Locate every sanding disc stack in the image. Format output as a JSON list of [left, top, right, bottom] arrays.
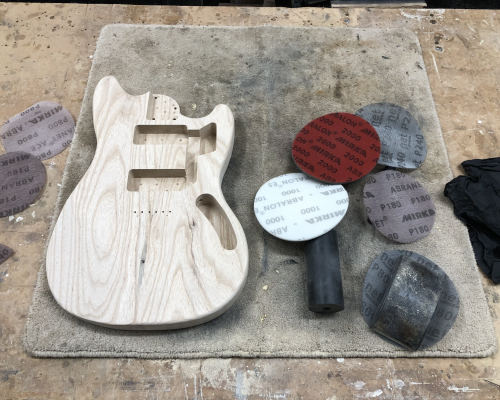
[[0, 100, 74, 272], [255, 103, 452, 348], [255, 113, 381, 314], [0, 100, 74, 219], [353, 103, 436, 244]]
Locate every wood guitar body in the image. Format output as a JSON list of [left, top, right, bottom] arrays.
[[46, 76, 249, 330]]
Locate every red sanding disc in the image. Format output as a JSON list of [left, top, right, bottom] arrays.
[[292, 113, 381, 184]]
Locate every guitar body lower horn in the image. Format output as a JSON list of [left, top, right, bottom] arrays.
[[46, 76, 249, 330]]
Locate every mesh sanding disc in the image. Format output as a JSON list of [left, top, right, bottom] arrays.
[[292, 113, 381, 184], [1, 101, 75, 161], [0, 152, 46, 218], [362, 250, 460, 350], [254, 173, 349, 241], [363, 170, 436, 243], [355, 103, 427, 169], [0, 244, 13, 266]]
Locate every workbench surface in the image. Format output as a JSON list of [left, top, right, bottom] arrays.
[[0, 3, 499, 399]]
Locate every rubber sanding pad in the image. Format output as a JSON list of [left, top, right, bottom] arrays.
[[292, 113, 381, 184], [355, 103, 427, 169], [363, 170, 436, 243], [0, 152, 46, 218], [1, 101, 74, 161], [362, 250, 460, 350], [0, 244, 14, 266], [254, 172, 349, 241]]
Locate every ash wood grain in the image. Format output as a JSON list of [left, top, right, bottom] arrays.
[[46, 76, 248, 329]]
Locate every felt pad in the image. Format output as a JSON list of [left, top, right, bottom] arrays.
[[254, 173, 348, 241], [362, 250, 460, 350], [0, 244, 13, 266], [0, 101, 74, 161], [0, 152, 46, 218], [355, 103, 427, 169], [23, 25, 496, 359], [292, 113, 381, 184], [363, 170, 436, 243]]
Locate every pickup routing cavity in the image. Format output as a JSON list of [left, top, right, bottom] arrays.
[[128, 124, 217, 191], [134, 125, 188, 145], [127, 169, 186, 192], [133, 123, 216, 155]]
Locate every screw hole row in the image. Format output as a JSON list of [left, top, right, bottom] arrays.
[[133, 211, 172, 214]]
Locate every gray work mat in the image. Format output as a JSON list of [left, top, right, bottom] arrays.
[[24, 25, 496, 358]]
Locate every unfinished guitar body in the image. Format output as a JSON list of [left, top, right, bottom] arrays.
[[46, 76, 249, 330]]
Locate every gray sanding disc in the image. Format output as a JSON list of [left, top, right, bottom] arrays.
[[0, 244, 13, 266], [254, 173, 349, 241], [1, 101, 74, 160], [0, 152, 46, 218], [355, 103, 427, 169], [362, 250, 460, 350], [363, 170, 436, 243]]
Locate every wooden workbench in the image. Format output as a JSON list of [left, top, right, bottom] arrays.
[[0, 4, 499, 398]]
